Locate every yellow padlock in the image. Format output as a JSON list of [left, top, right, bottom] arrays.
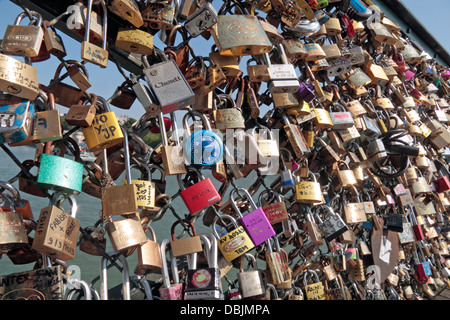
[[82, 96, 124, 152]]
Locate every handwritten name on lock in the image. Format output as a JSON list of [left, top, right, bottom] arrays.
[[263, 203, 287, 223], [92, 114, 118, 140], [0, 54, 38, 92], [132, 180, 154, 206]]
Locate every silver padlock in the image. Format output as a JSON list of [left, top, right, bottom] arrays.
[[142, 51, 195, 114], [265, 44, 300, 94], [237, 253, 266, 298], [317, 205, 349, 242], [184, 1, 218, 38], [347, 45, 365, 65], [327, 56, 352, 77], [367, 139, 387, 162], [329, 102, 355, 129]]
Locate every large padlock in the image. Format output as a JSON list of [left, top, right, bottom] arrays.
[[0, 94, 35, 145], [264, 44, 300, 94], [142, 53, 195, 114], [212, 214, 255, 262], [211, 5, 272, 56], [80, 0, 108, 68], [37, 141, 83, 195], [177, 166, 221, 216], [230, 187, 275, 247], [82, 96, 124, 152], [2, 11, 44, 57], [32, 193, 80, 260], [184, 233, 221, 300]]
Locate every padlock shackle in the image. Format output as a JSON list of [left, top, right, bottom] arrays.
[[212, 214, 239, 239], [170, 219, 198, 241], [121, 127, 133, 185], [230, 187, 258, 217], [100, 251, 130, 300], [50, 192, 77, 218]]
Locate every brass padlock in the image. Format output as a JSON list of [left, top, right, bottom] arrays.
[[115, 27, 153, 55], [108, 0, 144, 28], [81, 0, 108, 68], [2, 11, 44, 57], [141, 0, 175, 30]]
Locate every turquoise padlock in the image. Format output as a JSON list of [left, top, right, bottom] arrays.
[[37, 142, 83, 194]]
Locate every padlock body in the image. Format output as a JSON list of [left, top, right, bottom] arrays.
[[184, 267, 221, 300], [240, 207, 276, 246], [180, 178, 221, 216], [37, 154, 83, 194], [82, 111, 124, 152], [0, 95, 35, 144]]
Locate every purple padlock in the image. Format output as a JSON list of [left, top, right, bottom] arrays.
[[298, 81, 316, 103], [231, 188, 275, 247]]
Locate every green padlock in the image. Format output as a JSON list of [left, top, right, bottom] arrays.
[[37, 140, 83, 194]]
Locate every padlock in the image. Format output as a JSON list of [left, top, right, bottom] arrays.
[[0, 94, 36, 145], [108, 0, 144, 28], [67, 61, 92, 92], [183, 110, 223, 166], [295, 170, 323, 204], [0, 195, 28, 254], [142, 53, 195, 114], [212, 214, 255, 262], [265, 237, 290, 285], [81, 0, 108, 68], [237, 253, 266, 298], [313, 102, 334, 129], [159, 112, 187, 176], [134, 223, 163, 275], [211, 6, 272, 56], [213, 93, 245, 130], [258, 189, 289, 225], [115, 27, 154, 55], [102, 128, 138, 217], [32, 193, 79, 260], [184, 1, 218, 38], [334, 161, 358, 188], [65, 93, 97, 128], [82, 96, 124, 152], [209, 48, 240, 78], [157, 238, 184, 300], [48, 61, 86, 108], [230, 187, 275, 247], [303, 269, 326, 300], [105, 213, 148, 253], [366, 138, 387, 162], [329, 103, 355, 129], [2, 11, 44, 57], [37, 140, 83, 195], [282, 38, 308, 60], [123, 163, 157, 210], [43, 20, 66, 58], [305, 207, 323, 246], [184, 233, 221, 300], [318, 205, 349, 242], [178, 166, 221, 216], [250, 125, 279, 158], [264, 44, 300, 94], [279, 148, 295, 189], [409, 205, 425, 241], [141, 0, 175, 30]]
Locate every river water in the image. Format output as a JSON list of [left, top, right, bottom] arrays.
[[0, 144, 270, 297]]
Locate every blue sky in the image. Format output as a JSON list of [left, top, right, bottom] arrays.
[[0, 0, 448, 120]]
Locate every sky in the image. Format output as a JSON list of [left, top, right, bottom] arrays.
[[0, 0, 448, 121]]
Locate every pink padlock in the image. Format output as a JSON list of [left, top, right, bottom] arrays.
[[405, 70, 415, 81], [442, 69, 450, 78]]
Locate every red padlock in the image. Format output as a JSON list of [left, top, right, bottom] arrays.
[[178, 167, 221, 216], [149, 117, 173, 134], [434, 161, 450, 193], [409, 205, 425, 241]]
